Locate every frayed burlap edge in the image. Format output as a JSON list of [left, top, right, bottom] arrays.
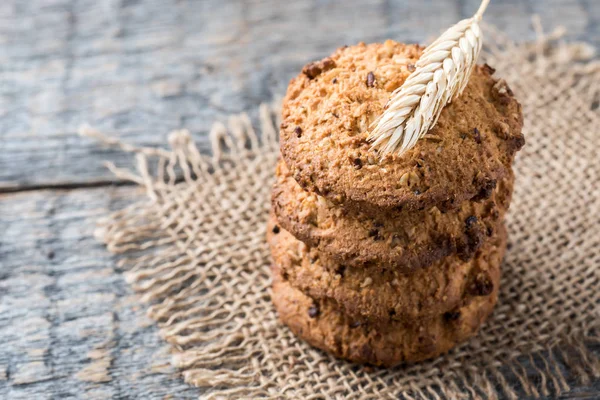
[[82, 20, 600, 400]]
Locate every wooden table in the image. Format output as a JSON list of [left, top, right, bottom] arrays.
[[1, 1, 598, 398]]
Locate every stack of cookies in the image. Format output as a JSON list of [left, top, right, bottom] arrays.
[[268, 41, 524, 367]]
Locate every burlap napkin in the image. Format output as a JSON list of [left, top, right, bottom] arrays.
[[84, 22, 600, 399]]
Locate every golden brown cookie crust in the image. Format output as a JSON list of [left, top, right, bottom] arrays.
[[271, 262, 499, 367], [280, 41, 524, 213], [272, 160, 513, 270], [268, 218, 506, 324]]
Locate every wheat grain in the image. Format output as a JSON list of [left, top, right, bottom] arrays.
[[368, 0, 491, 157]]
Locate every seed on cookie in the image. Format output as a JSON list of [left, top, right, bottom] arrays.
[[366, 71, 375, 87], [399, 172, 410, 186], [360, 277, 373, 288], [473, 128, 482, 144], [423, 133, 442, 142], [465, 216, 478, 228], [352, 158, 363, 170], [302, 57, 336, 79], [494, 121, 510, 139]]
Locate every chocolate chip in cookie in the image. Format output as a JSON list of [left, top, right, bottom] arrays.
[[470, 271, 494, 296]]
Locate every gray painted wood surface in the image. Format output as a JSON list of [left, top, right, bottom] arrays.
[[0, 0, 598, 398]]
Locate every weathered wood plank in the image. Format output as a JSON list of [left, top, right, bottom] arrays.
[[0, 187, 200, 398], [1, 0, 598, 190]]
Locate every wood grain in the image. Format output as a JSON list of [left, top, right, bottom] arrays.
[[1, 0, 599, 398], [0, 187, 199, 398], [1, 0, 598, 190]]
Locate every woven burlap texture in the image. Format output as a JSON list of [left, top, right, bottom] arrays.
[[84, 22, 600, 399]]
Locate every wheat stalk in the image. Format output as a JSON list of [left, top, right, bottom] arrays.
[[368, 0, 491, 157]]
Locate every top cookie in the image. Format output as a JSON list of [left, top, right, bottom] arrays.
[[280, 41, 524, 212]]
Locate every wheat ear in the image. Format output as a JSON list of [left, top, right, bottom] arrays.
[[368, 0, 491, 157]]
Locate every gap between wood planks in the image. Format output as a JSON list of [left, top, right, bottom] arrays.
[[0, 179, 137, 195]]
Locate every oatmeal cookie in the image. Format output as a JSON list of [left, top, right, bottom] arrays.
[[268, 217, 506, 324], [280, 41, 524, 213], [272, 160, 513, 270], [271, 262, 499, 366]]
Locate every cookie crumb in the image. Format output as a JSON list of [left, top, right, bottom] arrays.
[[407, 63, 416, 72]]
